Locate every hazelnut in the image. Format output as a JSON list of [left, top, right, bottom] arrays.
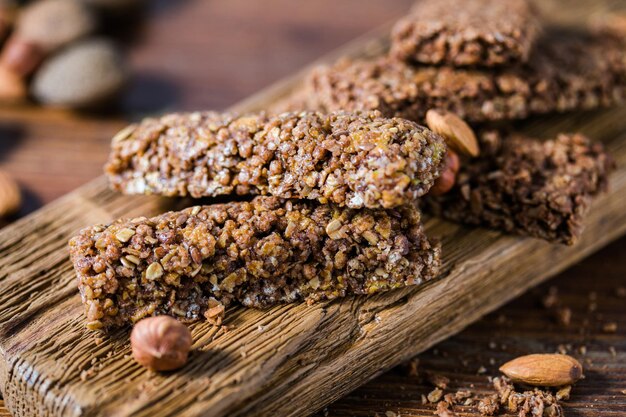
[[1, 36, 45, 76], [130, 316, 192, 371], [430, 150, 460, 196]]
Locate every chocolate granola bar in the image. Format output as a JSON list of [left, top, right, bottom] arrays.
[[69, 197, 441, 329], [299, 28, 626, 123], [106, 111, 446, 209], [424, 132, 614, 244], [391, 0, 540, 67]]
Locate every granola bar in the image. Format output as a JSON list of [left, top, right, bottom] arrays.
[[105, 111, 446, 209], [391, 0, 540, 67], [299, 28, 626, 123], [423, 132, 614, 244], [69, 197, 441, 329]]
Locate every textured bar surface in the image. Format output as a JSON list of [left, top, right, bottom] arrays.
[[105, 111, 446, 209], [424, 132, 614, 244], [391, 0, 540, 67], [298, 29, 626, 123], [69, 196, 441, 329]]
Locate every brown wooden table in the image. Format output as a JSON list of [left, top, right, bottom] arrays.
[[0, 0, 624, 415]]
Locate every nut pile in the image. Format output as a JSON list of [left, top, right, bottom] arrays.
[[0, 0, 139, 108]]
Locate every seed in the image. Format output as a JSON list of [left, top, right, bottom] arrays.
[[325, 219, 343, 239], [426, 109, 480, 157], [499, 354, 583, 387], [115, 228, 135, 242], [145, 262, 164, 281], [112, 124, 136, 143]]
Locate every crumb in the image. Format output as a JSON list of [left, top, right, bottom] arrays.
[[578, 345, 587, 355], [427, 373, 450, 389], [428, 388, 444, 403], [556, 307, 572, 326], [477, 366, 487, 374], [406, 358, 419, 377], [455, 389, 472, 401], [542, 286, 560, 308], [421, 394, 428, 405], [609, 346, 617, 357], [556, 385, 572, 400], [436, 401, 456, 417], [385, 411, 398, 417], [477, 395, 499, 416], [603, 322, 618, 333]]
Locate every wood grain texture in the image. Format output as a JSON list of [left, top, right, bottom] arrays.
[[1, 78, 626, 417], [324, 236, 626, 417]]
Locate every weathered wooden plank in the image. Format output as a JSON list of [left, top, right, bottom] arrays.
[[2, 11, 626, 417]]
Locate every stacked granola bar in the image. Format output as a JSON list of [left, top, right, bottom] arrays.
[[70, 0, 620, 329], [275, 0, 618, 244], [71, 111, 446, 328]]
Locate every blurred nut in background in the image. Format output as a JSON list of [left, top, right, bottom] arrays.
[[0, 63, 26, 102], [15, 0, 96, 53], [1, 37, 45, 76], [32, 38, 128, 108], [0, 170, 22, 218]]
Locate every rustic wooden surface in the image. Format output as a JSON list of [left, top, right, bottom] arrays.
[[0, 112, 625, 417], [0, 0, 625, 416], [322, 236, 626, 417]]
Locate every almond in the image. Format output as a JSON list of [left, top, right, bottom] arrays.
[[425, 109, 480, 157], [0, 170, 22, 217], [499, 354, 583, 387]]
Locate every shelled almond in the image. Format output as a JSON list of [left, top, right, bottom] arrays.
[[499, 354, 583, 387], [426, 109, 480, 157]]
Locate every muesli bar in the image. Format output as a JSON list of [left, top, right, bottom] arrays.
[[391, 0, 540, 67], [105, 111, 446, 209], [69, 197, 441, 329], [301, 29, 626, 123], [424, 132, 614, 245]]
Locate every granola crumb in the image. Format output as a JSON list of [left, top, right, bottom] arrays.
[[477, 395, 499, 415], [556, 385, 572, 400], [556, 307, 572, 326], [406, 358, 420, 377], [435, 400, 456, 417], [428, 388, 444, 403], [602, 322, 618, 333], [427, 373, 450, 389]]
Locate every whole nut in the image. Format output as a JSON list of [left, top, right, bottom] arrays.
[[31, 38, 128, 109], [16, 0, 96, 53], [0, 64, 27, 103], [430, 150, 460, 196], [1, 36, 45, 76], [499, 354, 583, 387], [130, 316, 192, 371], [0, 170, 22, 218], [426, 109, 480, 157]]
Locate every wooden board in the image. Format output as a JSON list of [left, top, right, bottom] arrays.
[[2, 18, 626, 417]]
